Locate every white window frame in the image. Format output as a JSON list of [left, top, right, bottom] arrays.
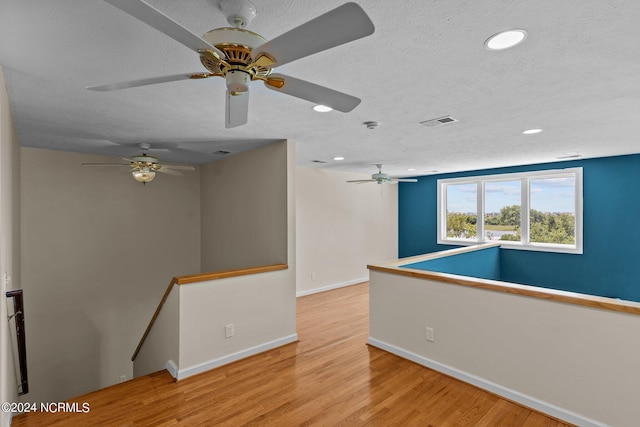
[[437, 168, 583, 254]]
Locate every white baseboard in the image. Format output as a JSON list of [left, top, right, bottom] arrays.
[[176, 334, 298, 381], [296, 277, 368, 297], [367, 338, 607, 427], [165, 360, 178, 379]]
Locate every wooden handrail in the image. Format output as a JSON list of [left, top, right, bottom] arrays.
[[132, 263, 288, 361], [176, 264, 288, 285], [368, 263, 640, 316], [6, 289, 29, 395]]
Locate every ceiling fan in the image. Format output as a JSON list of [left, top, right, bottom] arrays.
[[347, 164, 418, 185], [87, 0, 375, 128], [82, 143, 195, 184]]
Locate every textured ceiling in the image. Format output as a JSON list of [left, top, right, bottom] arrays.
[[1, 0, 640, 177]]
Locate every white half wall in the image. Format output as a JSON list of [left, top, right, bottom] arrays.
[[178, 268, 297, 379], [295, 167, 397, 295], [369, 269, 640, 426], [20, 148, 201, 403]]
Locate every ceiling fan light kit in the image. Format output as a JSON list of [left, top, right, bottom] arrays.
[[92, 0, 375, 128], [82, 143, 195, 185], [132, 168, 156, 184]]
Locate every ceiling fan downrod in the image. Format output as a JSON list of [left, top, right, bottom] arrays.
[[220, 0, 257, 28]]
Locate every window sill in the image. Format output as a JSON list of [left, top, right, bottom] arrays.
[[437, 239, 582, 255]]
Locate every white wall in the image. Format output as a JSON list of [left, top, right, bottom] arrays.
[[134, 140, 297, 380], [181, 140, 296, 378], [295, 167, 397, 296], [200, 141, 288, 272], [369, 269, 640, 426], [20, 148, 201, 403], [0, 66, 20, 427]]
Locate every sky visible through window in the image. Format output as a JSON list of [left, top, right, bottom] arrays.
[[447, 177, 575, 214]]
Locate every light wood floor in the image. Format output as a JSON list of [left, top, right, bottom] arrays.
[[13, 282, 572, 426]]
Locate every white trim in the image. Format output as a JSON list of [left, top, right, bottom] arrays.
[[176, 334, 298, 381], [296, 277, 368, 297], [5, 411, 12, 427], [477, 181, 484, 241], [164, 360, 178, 379], [521, 178, 530, 244], [367, 338, 608, 427]]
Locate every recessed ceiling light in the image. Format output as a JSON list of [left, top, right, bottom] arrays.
[[522, 128, 543, 135], [485, 29, 527, 51], [333, 156, 344, 161], [313, 105, 333, 113]]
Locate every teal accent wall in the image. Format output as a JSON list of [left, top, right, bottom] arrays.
[[398, 154, 640, 302], [402, 246, 500, 281]]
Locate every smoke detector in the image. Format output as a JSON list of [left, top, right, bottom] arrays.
[[363, 121, 379, 130]]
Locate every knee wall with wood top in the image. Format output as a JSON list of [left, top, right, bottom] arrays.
[[133, 264, 297, 381], [368, 244, 640, 427]]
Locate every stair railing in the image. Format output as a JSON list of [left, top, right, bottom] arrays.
[[6, 289, 28, 395]]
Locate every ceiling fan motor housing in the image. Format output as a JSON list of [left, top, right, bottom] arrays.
[[372, 172, 389, 182], [200, 28, 272, 86]]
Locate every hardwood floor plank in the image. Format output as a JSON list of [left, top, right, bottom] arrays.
[[12, 282, 574, 426]]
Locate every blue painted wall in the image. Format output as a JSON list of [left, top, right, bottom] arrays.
[[402, 246, 501, 281], [398, 154, 640, 302]]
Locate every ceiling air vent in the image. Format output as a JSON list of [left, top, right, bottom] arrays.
[[311, 160, 327, 163], [420, 116, 458, 127], [213, 150, 232, 155]]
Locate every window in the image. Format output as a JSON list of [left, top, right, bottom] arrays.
[[445, 183, 477, 241], [437, 168, 582, 253]]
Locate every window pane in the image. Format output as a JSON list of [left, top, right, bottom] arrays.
[[484, 181, 521, 242], [530, 176, 576, 245], [446, 183, 477, 240]]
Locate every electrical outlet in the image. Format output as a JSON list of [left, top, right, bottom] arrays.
[[119, 375, 127, 383], [425, 327, 435, 342], [225, 323, 234, 338], [311, 272, 316, 280]]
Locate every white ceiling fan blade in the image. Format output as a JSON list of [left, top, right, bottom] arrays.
[[103, 0, 225, 57], [397, 179, 418, 182], [264, 74, 360, 113], [225, 90, 249, 129], [81, 162, 130, 167], [162, 165, 195, 171], [251, 2, 374, 68], [347, 179, 376, 183], [87, 73, 201, 91], [156, 167, 182, 176]]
